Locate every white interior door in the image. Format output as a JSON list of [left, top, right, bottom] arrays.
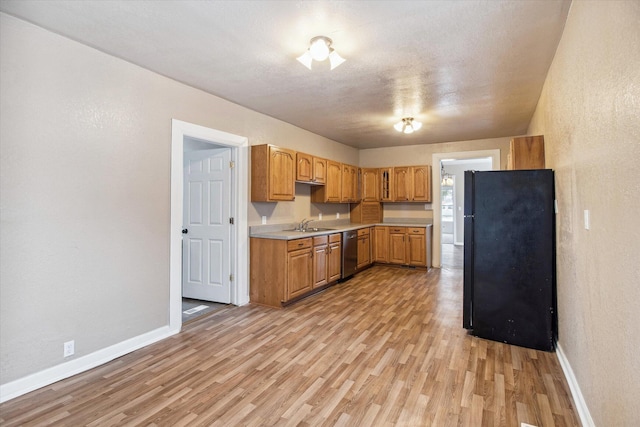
[[182, 148, 232, 303]]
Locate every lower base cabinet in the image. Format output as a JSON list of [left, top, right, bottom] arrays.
[[250, 233, 342, 308], [356, 227, 372, 270], [374, 225, 431, 268]]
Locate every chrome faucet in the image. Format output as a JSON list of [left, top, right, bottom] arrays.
[[299, 218, 314, 231]]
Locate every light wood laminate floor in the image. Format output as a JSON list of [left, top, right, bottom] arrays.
[[0, 265, 580, 426]]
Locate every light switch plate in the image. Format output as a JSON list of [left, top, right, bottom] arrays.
[[261, 216, 267, 225], [584, 209, 590, 230], [554, 199, 558, 214]]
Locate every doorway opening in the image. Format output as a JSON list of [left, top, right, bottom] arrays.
[[170, 119, 249, 333], [439, 158, 492, 269], [431, 150, 500, 268]]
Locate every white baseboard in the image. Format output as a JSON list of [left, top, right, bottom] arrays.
[[0, 325, 180, 403], [556, 343, 595, 427]]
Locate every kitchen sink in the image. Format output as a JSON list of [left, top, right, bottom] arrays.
[[285, 227, 335, 232]]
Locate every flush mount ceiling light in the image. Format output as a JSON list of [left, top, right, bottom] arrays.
[[297, 36, 346, 70], [394, 117, 422, 134]]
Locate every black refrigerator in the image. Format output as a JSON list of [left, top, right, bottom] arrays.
[[463, 169, 557, 351]]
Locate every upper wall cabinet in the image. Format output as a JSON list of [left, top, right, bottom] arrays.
[[360, 168, 379, 202], [341, 164, 359, 203], [311, 160, 342, 203], [411, 165, 432, 202], [393, 167, 412, 202], [379, 165, 432, 203], [296, 152, 327, 184], [313, 157, 327, 184], [507, 135, 545, 170], [251, 144, 296, 202], [380, 167, 393, 201]]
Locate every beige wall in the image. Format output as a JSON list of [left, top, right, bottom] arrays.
[[0, 13, 355, 384], [527, 1, 640, 425]]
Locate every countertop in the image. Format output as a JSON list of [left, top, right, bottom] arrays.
[[250, 220, 432, 240]]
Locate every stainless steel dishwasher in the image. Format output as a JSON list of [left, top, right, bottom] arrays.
[[342, 230, 358, 279]]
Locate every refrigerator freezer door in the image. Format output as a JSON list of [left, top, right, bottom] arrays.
[[471, 170, 555, 351], [463, 171, 475, 329]]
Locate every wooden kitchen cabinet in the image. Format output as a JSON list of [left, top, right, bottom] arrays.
[[380, 167, 393, 201], [251, 144, 296, 202], [312, 236, 329, 289], [327, 233, 342, 283], [311, 160, 342, 203], [313, 157, 327, 184], [296, 152, 313, 182], [250, 237, 314, 307], [411, 165, 432, 202], [382, 226, 430, 267], [407, 227, 427, 266], [341, 164, 359, 203], [357, 227, 372, 270], [296, 152, 327, 184], [361, 168, 379, 201], [287, 241, 314, 300], [373, 226, 389, 263], [312, 234, 343, 287], [507, 135, 545, 170], [350, 201, 382, 224], [388, 226, 408, 264], [393, 167, 412, 202]]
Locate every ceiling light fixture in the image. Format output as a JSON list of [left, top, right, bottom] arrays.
[[297, 36, 345, 70], [394, 117, 422, 134]]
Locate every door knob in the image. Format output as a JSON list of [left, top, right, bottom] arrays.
[[182, 229, 188, 234]]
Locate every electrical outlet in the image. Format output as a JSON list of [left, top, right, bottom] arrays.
[[318, 213, 322, 220], [64, 340, 75, 358], [336, 213, 340, 219], [261, 215, 267, 225]]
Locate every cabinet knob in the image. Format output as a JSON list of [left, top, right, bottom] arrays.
[[182, 229, 188, 234]]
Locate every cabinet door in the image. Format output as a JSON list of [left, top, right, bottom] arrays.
[[389, 230, 407, 264], [269, 146, 295, 201], [313, 157, 327, 184], [509, 135, 545, 170], [296, 152, 313, 182], [286, 248, 313, 300], [341, 164, 353, 202], [313, 244, 328, 288], [393, 167, 412, 201], [357, 234, 371, 269], [373, 226, 389, 263], [408, 234, 427, 266], [327, 240, 342, 283], [411, 166, 431, 202], [326, 161, 342, 202], [350, 165, 360, 202], [361, 168, 379, 201], [380, 167, 393, 201]]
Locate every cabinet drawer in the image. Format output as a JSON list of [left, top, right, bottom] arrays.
[[329, 233, 341, 243], [357, 228, 370, 237], [313, 235, 328, 246], [287, 238, 312, 251], [407, 227, 425, 235], [389, 227, 406, 234]]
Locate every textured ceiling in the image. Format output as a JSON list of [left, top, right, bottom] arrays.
[[0, 0, 571, 149]]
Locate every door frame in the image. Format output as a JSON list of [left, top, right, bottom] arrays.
[[170, 119, 249, 333], [431, 149, 500, 268]]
